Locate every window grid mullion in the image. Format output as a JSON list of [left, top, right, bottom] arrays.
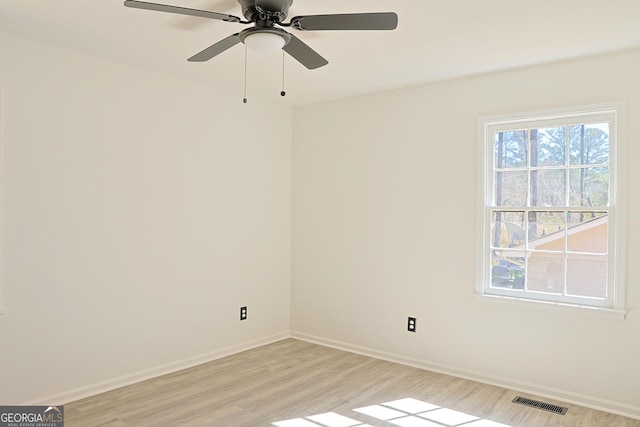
[[563, 210, 569, 297]]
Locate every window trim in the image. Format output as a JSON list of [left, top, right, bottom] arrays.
[[476, 103, 627, 319]]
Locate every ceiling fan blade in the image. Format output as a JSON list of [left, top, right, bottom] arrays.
[[282, 34, 328, 70], [188, 33, 242, 62], [289, 12, 397, 31], [124, 0, 242, 23]]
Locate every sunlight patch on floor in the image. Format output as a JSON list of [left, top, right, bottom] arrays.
[[353, 405, 407, 420], [272, 412, 373, 427], [272, 397, 511, 427], [388, 415, 442, 426], [418, 407, 480, 425], [306, 412, 365, 426], [383, 398, 440, 414], [272, 418, 325, 427]]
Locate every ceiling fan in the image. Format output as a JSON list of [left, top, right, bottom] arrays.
[[124, 0, 398, 70]]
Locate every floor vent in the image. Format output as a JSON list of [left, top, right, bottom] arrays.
[[512, 396, 568, 415]]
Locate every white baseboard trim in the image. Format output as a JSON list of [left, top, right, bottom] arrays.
[[26, 331, 291, 406], [290, 330, 640, 421], [25, 330, 640, 421]]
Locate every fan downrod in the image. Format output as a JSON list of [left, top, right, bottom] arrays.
[[237, 0, 293, 24]]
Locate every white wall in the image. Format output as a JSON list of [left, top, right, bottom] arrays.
[[291, 49, 640, 418], [0, 31, 292, 404], [3, 26, 639, 419]]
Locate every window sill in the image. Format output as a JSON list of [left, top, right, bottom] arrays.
[[475, 293, 627, 320]]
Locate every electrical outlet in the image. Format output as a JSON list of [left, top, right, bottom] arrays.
[[407, 317, 416, 332], [240, 306, 247, 321]]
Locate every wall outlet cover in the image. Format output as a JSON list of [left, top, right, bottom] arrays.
[[407, 317, 416, 332]]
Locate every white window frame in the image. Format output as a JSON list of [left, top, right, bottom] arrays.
[[476, 103, 627, 319]]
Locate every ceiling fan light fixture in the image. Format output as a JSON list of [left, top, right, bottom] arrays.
[[125, 0, 398, 69], [243, 32, 286, 53]]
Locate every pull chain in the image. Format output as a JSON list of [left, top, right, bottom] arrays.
[[280, 51, 286, 97], [243, 44, 248, 104]]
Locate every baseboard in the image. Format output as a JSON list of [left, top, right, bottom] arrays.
[[25, 329, 640, 421], [290, 330, 640, 421], [26, 331, 291, 406]]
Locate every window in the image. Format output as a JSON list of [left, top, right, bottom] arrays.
[[477, 105, 626, 317]]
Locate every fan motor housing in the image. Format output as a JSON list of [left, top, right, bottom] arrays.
[[238, 0, 293, 23]]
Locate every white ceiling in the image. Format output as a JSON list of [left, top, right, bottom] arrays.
[[1, 0, 640, 106]]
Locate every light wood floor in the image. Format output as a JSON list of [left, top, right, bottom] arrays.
[[65, 338, 639, 426]]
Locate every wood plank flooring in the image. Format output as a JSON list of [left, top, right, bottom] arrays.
[[64, 338, 640, 426]]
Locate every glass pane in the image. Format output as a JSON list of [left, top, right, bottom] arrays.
[[569, 123, 609, 166], [526, 253, 564, 294], [491, 212, 510, 249], [491, 211, 525, 248], [567, 212, 608, 254], [567, 254, 608, 299], [491, 252, 525, 289], [535, 126, 566, 166], [569, 167, 609, 207], [527, 211, 565, 250], [495, 170, 527, 206], [495, 130, 527, 169], [530, 169, 565, 207]]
